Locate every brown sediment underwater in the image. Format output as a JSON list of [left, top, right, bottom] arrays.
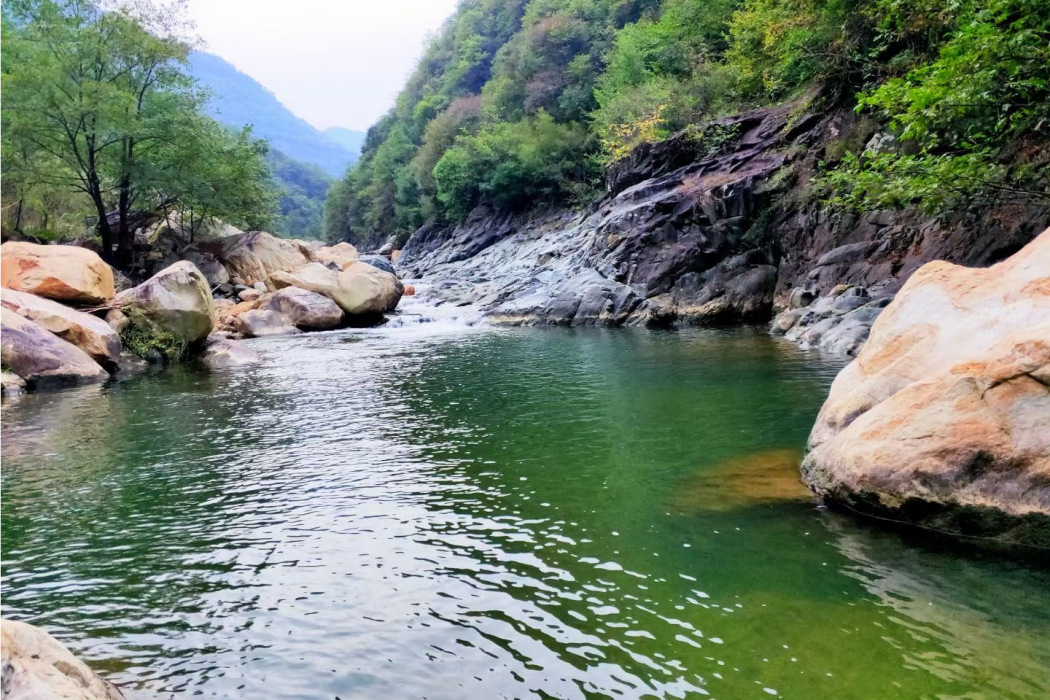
[[671, 448, 812, 512]]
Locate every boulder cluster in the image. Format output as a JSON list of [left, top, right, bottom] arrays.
[[0, 228, 402, 396], [771, 284, 892, 356]]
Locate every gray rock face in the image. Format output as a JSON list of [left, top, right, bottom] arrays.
[[396, 102, 1047, 329], [0, 308, 109, 388], [772, 286, 890, 356]]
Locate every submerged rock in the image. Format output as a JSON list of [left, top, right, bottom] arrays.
[[1, 371, 27, 397], [802, 229, 1050, 546], [0, 241, 115, 304], [1, 289, 121, 368], [115, 261, 215, 355], [0, 308, 108, 388], [1, 618, 125, 699], [200, 334, 261, 369]]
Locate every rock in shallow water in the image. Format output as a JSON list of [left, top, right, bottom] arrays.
[[1, 619, 125, 699], [1, 289, 121, 368], [801, 229, 1050, 546], [200, 334, 261, 369], [115, 261, 215, 350], [258, 287, 343, 331], [0, 308, 109, 388]]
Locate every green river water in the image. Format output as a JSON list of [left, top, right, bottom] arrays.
[[2, 323, 1049, 699]]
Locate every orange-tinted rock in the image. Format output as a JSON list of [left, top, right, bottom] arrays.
[[403, 285, 416, 296], [0, 242, 115, 304], [1, 289, 121, 367], [802, 229, 1050, 544]]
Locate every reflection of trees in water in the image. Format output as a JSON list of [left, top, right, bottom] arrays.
[[821, 511, 1050, 697]]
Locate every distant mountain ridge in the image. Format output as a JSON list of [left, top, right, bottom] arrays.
[[323, 127, 368, 156], [189, 51, 361, 177]]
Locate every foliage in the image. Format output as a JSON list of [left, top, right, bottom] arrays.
[[328, 0, 1050, 245], [268, 149, 331, 239], [434, 111, 596, 218], [119, 306, 188, 361], [1, 0, 276, 266], [823, 0, 1050, 210]]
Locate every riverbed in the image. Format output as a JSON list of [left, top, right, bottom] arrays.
[[2, 317, 1049, 698]]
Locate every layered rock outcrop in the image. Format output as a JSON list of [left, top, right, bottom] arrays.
[[801, 229, 1050, 546], [1, 619, 124, 699], [397, 102, 1047, 330], [0, 241, 115, 304]]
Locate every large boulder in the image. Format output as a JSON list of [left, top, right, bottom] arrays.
[[115, 261, 215, 357], [258, 287, 343, 331], [1, 242, 115, 304], [309, 242, 358, 268], [1, 289, 121, 368], [1, 308, 108, 388], [217, 231, 310, 286], [802, 229, 1050, 545], [1, 619, 125, 699], [269, 262, 402, 317]]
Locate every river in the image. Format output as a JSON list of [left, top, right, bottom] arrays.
[[2, 314, 1049, 698]]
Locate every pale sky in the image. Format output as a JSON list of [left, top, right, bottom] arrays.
[[185, 0, 461, 132]]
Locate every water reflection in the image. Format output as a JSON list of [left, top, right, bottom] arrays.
[[2, 325, 1048, 698]]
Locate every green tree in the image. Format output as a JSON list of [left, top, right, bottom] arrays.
[[1, 0, 275, 265]]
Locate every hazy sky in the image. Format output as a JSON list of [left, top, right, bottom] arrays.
[[185, 0, 460, 132]]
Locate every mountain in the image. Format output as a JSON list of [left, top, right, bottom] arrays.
[[323, 127, 367, 157], [189, 51, 355, 177]]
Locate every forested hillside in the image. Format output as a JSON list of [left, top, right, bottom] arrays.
[[326, 0, 1050, 248]]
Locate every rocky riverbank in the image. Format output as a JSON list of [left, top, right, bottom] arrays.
[[0, 227, 404, 396], [397, 102, 1047, 333]]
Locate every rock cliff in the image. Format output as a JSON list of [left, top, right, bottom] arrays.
[[398, 102, 1048, 330]]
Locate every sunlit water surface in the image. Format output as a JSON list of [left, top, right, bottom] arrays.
[[3, 316, 1049, 699]]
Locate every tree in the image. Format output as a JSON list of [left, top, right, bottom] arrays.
[[1, 0, 275, 265]]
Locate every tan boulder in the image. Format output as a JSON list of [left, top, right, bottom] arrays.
[[269, 262, 401, 317], [1, 619, 124, 699], [258, 286, 343, 330], [1, 241, 115, 304], [308, 241, 358, 267], [232, 309, 300, 337], [1, 289, 121, 367], [802, 229, 1050, 544], [1, 308, 108, 387], [115, 261, 215, 356], [217, 231, 310, 286]]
